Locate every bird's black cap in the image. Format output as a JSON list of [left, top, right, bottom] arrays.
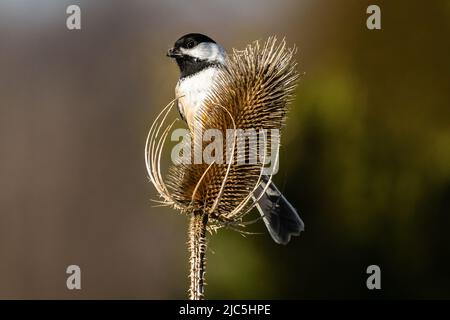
[[167, 33, 216, 57], [174, 33, 216, 48]]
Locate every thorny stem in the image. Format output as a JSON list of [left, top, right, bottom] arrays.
[[188, 211, 208, 300]]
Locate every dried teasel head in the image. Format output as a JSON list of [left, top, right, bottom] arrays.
[[146, 36, 299, 228], [145, 36, 299, 299]]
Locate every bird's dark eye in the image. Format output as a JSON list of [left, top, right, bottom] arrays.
[[186, 40, 196, 49]]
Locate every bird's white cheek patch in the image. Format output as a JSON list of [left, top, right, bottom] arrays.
[[181, 43, 225, 63]]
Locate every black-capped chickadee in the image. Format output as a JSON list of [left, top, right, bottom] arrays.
[[167, 33, 304, 244]]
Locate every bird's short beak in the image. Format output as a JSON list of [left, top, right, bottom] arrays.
[[167, 47, 182, 58]]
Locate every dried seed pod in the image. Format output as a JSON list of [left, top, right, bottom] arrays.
[[145, 37, 299, 299]]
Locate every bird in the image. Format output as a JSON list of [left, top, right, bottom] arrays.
[[166, 33, 304, 245]]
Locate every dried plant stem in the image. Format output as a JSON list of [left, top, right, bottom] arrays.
[[188, 211, 208, 300]]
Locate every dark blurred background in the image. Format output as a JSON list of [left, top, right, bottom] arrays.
[[0, 0, 449, 299]]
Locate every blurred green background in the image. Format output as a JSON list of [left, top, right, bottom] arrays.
[[0, 0, 449, 299]]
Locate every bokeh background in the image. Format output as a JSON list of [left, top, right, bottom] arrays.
[[0, 0, 449, 299]]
